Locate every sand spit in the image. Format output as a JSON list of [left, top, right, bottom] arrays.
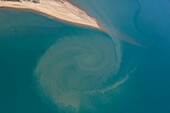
[[0, 0, 101, 29]]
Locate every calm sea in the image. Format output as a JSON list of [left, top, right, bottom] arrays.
[[0, 2, 170, 112]]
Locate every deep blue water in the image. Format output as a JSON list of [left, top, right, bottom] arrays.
[[0, 1, 170, 112]]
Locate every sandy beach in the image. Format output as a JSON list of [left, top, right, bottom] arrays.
[[0, 0, 101, 29]]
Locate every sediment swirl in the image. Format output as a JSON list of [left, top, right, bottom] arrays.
[[34, 32, 122, 110]]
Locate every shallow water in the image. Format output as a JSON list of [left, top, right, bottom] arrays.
[[0, 1, 170, 112]]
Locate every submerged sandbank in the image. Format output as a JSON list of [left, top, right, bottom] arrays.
[[0, 0, 101, 29]]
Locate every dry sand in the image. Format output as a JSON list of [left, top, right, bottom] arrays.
[[0, 0, 101, 29]]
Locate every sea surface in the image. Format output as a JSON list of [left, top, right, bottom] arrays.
[[0, 1, 170, 113]]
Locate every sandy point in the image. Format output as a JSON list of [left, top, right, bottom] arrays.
[[0, 0, 104, 30]]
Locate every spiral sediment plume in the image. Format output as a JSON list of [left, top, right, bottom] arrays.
[[35, 32, 122, 111]]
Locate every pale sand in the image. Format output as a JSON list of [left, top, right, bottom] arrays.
[[0, 0, 101, 29]]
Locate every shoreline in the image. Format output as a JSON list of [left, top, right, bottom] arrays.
[[0, 0, 104, 31]]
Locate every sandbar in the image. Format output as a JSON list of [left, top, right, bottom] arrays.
[[0, 0, 101, 29]]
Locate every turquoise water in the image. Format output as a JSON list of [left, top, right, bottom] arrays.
[[69, 0, 170, 112], [0, 1, 170, 112]]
